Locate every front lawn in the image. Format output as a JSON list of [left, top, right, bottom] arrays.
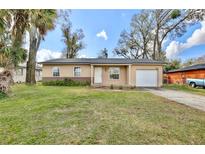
[[164, 84, 205, 96], [0, 85, 205, 144]]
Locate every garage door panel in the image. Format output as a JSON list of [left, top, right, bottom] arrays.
[[136, 70, 157, 87]]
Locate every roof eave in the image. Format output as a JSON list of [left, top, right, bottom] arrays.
[[39, 62, 165, 65], [167, 68, 205, 73]]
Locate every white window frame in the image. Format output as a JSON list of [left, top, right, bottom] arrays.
[[73, 66, 81, 77], [109, 67, 120, 80], [16, 68, 23, 76], [35, 70, 41, 77], [52, 67, 60, 77]]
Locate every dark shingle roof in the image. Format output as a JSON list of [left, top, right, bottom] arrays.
[[167, 63, 205, 73], [39, 58, 164, 65], [17, 65, 42, 70]]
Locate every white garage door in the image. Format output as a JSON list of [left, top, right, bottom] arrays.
[[136, 70, 158, 87]]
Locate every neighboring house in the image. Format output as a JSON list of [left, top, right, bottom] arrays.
[[13, 66, 42, 83], [165, 63, 205, 84], [0, 65, 42, 83], [40, 58, 164, 87]]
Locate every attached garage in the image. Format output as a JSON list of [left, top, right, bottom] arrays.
[[41, 58, 164, 87], [136, 69, 158, 87]]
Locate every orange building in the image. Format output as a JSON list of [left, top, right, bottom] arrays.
[[165, 63, 205, 84]]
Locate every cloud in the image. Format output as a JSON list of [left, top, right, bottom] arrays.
[[78, 54, 94, 58], [166, 21, 205, 59], [36, 49, 62, 62], [96, 30, 108, 40], [78, 54, 88, 58], [21, 33, 62, 63]]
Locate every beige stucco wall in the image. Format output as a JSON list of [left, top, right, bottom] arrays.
[[97, 66, 127, 86], [42, 64, 91, 77], [130, 64, 163, 87], [42, 64, 163, 87], [1, 67, 42, 83]]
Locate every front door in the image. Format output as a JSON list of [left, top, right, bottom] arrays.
[[94, 67, 102, 84]]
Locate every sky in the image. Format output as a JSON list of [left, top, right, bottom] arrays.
[[37, 9, 205, 62]]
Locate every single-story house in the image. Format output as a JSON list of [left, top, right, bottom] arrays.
[[165, 63, 205, 84], [40, 58, 164, 87], [0, 65, 42, 83], [13, 65, 42, 83]]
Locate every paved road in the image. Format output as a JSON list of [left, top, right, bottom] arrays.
[[147, 88, 205, 112]]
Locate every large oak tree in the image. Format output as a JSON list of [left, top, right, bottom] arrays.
[[61, 21, 85, 58], [114, 9, 205, 60]]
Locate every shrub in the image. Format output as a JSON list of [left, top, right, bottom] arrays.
[[42, 79, 90, 86], [130, 86, 136, 89], [110, 84, 114, 89], [119, 85, 123, 90], [0, 91, 6, 99]]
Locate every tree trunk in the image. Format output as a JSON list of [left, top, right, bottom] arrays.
[[157, 43, 162, 60], [26, 27, 41, 84], [153, 32, 157, 60]]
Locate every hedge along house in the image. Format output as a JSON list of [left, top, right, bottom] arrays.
[[165, 63, 205, 84], [40, 58, 164, 87]]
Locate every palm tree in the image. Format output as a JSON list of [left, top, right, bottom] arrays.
[[11, 10, 29, 45], [26, 9, 57, 84], [0, 10, 57, 85], [0, 10, 28, 68], [0, 10, 6, 32], [0, 10, 28, 94]]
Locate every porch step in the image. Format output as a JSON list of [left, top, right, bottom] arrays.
[[92, 84, 103, 88]]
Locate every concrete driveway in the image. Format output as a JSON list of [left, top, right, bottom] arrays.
[[146, 88, 205, 112]]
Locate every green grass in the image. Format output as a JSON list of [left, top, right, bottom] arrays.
[[0, 84, 205, 144], [0, 92, 6, 99], [164, 84, 205, 96]]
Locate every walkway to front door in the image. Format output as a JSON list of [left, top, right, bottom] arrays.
[[147, 88, 205, 112]]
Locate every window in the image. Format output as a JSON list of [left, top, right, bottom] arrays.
[[109, 67, 120, 79], [74, 67, 81, 77], [52, 67, 60, 77], [36, 70, 41, 77], [16, 68, 23, 76]]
